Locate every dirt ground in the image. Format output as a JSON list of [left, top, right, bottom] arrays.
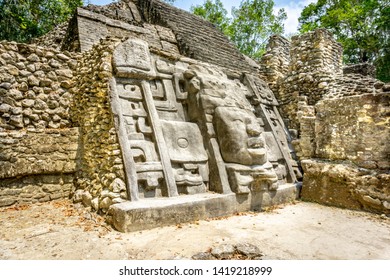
[[0, 199, 389, 260]]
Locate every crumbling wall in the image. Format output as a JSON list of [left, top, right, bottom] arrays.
[[31, 23, 69, 51], [260, 29, 389, 214], [315, 93, 389, 169], [277, 29, 343, 130], [70, 38, 128, 213], [0, 41, 81, 206], [301, 161, 390, 213], [0, 42, 78, 130], [299, 80, 390, 213], [0, 129, 79, 207], [259, 35, 290, 94]]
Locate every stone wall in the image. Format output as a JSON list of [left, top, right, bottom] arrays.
[[315, 93, 389, 169], [0, 41, 78, 130], [260, 29, 390, 214], [298, 81, 389, 214], [68, 6, 180, 58], [277, 29, 343, 129], [0, 41, 81, 206], [70, 38, 128, 213], [259, 35, 291, 94], [0, 129, 79, 207], [301, 161, 390, 214], [31, 23, 69, 51]]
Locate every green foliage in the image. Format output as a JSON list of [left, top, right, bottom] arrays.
[[190, 0, 230, 32], [228, 0, 286, 59], [298, 0, 390, 82], [191, 0, 286, 60], [0, 0, 83, 42]]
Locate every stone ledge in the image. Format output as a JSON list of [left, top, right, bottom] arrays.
[[109, 184, 297, 232], [78, 8, 148, 35]]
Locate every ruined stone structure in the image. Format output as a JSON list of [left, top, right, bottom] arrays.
[[260, 29, 389, 214], [1, 0, 388, 232]]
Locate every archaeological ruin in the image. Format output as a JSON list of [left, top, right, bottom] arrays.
[[0, 0, 388, 232]]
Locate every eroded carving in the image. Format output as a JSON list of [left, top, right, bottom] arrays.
[[113, 38, 156, 79], [161, 120, 209, 194], [178, 64, 280, 193], [112, 38, 297, 204], [214, 107, 267, 166]]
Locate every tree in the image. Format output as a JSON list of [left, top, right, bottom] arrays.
[[298, 0, 390, 82], [190, 0, 230, 33], [228, 0, 286, 59], [191, 0, 286, 60], [0, 0, 83, 43]]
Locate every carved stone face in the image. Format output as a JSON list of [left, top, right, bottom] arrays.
[[214, 107, 267, 166]]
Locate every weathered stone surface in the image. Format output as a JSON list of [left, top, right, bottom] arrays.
[[1, 0, 387, 235], [0, 128, 80, 179], [235, 243, 263, 258], [193, 243, 263, 260], [0, 41, 77, 131], [214, 107, 267, 166], [260, 28, 389, 216], [113, 39, 155, 79], [211, 244, 236, 259], [301, 160, 390, 214], [191, 252, 216, 260], [0, 174, 74, 206], [314, 94, 389, 169], [109, 193, 238, 232]]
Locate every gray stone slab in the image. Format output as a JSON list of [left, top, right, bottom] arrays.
[[109, 184, 297, 232], [110, 193, 237, 232]]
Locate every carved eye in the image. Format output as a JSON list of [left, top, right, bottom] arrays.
[[177, 138, 189, 148]]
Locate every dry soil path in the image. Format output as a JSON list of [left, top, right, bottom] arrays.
[[0, 200, 389, 260]]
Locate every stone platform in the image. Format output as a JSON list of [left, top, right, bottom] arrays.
[[109, 184, 297, 232]]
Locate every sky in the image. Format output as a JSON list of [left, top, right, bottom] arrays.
[[87, 0, 316, 35]]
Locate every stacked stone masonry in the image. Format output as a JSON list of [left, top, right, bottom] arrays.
[[0, 129, 79, 207], [136, 0, 254, 75], [0, 41, 79, 130], [0, 40, 81, 207], [0, 0, 388, 231], [260, 29, 389, 214], [71, 38, 129, 213]]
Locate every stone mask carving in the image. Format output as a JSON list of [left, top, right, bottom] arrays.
[[214, 107, 267, 166]]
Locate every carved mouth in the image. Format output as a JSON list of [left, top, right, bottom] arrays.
[[248, 148, 266, 155], [248, 138, 264, 149]]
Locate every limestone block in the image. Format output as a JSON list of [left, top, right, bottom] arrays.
[[0, 198, 16, 207], [301, 160, 390, 214], [113, 39, 156, 79], [110, 178, 126, 193], [161, 120, 208, 163]]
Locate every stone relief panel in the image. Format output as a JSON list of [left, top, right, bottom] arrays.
[[111, 38, 298, 202], [161, 120, 209, 194], [113, 38, 156, 79], [176, 64, 280, 194], [112, 38, 211, 200], [244, 74, 302, 184]]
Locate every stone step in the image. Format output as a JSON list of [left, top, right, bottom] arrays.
[[109, 184, 297, 232]]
